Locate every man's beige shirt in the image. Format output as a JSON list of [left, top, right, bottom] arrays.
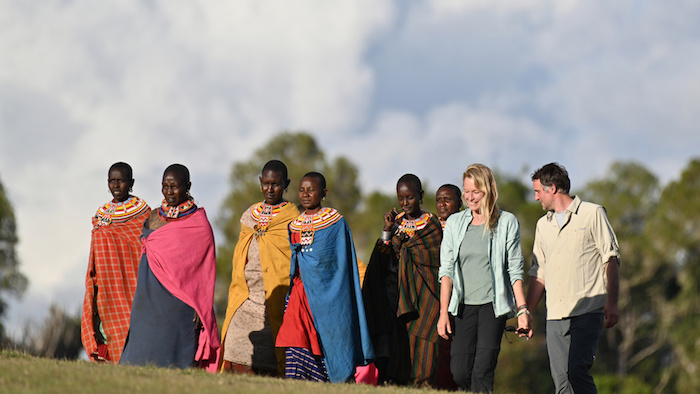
[[529, 196, 620, 320]]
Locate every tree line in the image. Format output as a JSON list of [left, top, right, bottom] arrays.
[[215, 132, 699, 393], [1, 131, 698, 393]]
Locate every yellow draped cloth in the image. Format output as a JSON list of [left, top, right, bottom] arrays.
[[220, 202, 299, 374]]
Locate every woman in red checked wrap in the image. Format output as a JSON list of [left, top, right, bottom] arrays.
[[81, 162, 150, 363]]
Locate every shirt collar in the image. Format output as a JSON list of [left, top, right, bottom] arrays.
[[545, 195, 581, 221]]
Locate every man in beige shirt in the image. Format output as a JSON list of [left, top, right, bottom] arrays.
[[525, 163, 620, 394]]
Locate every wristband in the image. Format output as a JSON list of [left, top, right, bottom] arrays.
[[517, 304, 528, 311], [517, 309, 530, 317]]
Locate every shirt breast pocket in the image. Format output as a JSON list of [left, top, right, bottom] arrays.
[[571, 227, 591, 255]]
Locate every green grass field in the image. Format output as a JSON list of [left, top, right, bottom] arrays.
[[0, 350, 457, 393]]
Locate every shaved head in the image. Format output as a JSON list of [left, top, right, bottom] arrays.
[[164, 163, 190, 185]]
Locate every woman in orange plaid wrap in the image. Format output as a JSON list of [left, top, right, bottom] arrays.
[[81, 162, 150, 363]]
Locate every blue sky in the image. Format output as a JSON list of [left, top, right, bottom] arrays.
[[1, 0, 699, 337]]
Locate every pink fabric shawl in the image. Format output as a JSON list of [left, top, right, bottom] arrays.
[[141, 208, 220, 372]]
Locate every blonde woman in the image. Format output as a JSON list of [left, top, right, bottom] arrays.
[[437, 164, 529, 393]]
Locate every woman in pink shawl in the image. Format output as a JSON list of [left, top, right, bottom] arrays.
[[120, 164, 220, 371]]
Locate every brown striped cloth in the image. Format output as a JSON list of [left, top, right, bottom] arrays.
[[394, 213, 443, 386]]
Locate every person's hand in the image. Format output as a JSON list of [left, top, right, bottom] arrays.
[[383, 208, 399, 231], [517, 310, 532, 339], [437, 312, 452, 340], [604, 301, 619, 328]]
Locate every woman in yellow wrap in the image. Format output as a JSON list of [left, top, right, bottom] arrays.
[[220, 160, 299, 375]]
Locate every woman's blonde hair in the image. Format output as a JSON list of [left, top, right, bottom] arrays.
[[463, 163, 500, 231]]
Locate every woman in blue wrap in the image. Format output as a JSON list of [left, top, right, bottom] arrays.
[[275, 172, 375, 383]]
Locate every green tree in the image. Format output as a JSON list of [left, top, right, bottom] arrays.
[[645, 159, 700, 393], [16, 305, 82, 359], [350, 191, 395, 263], [580, 162, 662, 392], [215, 131, 362, 317], [0, 174, 28, 341], [495, 171, 544, 265]]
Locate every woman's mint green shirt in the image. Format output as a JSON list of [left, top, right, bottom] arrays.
[[438, 209, 524, 318]]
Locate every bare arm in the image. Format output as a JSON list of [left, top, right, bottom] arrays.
[[526, 277, 545, 309], [437, 277, 453, 340], [512, 279, 530, 336], [512, 279, 527, 307], [524, 277, 546, 339], [604, 256, 620, 328], [147, 209, 167, 230]]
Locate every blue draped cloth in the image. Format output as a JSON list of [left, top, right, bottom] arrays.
[[288, 216, 375, 383]]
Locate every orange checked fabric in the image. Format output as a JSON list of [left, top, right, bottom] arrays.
[[81, 206, 149, 363]]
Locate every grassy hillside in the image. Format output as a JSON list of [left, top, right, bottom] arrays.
[[0, 350, 453, 393]]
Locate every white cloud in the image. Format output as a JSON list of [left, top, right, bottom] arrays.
[[364, 0, 700, 186], [2, 0, 700, 338], [0, 0, 395, 335], [333, 101, 554, 194]]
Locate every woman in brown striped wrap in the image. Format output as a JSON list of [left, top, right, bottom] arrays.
[[362, 174, 452, 388]]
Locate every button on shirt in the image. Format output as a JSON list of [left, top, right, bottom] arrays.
[[528, 196, 620, 320]]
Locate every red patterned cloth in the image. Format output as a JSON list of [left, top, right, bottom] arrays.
[[275, 276, 323, 356], [81, 206, 149, 363]]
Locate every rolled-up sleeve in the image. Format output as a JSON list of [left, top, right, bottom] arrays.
[[593, 206, 621, 266]]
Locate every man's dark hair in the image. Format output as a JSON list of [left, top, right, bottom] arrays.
[[531, 162, 570, 194]]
